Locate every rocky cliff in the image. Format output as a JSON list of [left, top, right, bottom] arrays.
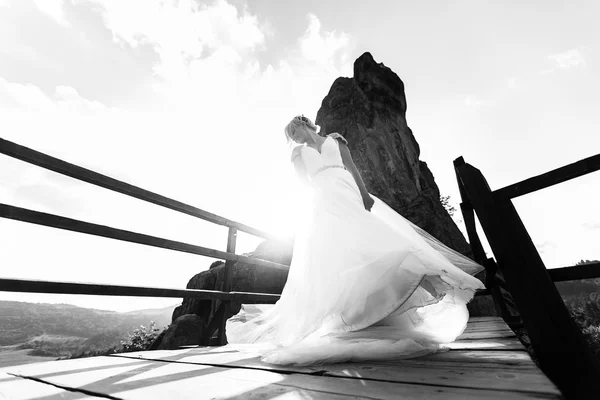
[[316, 52, 471, 256]]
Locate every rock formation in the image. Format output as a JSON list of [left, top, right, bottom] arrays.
[[316, 52, 472, 256], [152, 240, 292, 349]]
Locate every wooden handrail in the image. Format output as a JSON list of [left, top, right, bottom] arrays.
[[0, 278, 281, 303], [0, 137, 275, 240], [0, 137, 291, 346], [548, 262, 600, 282], [454, 156, 600, 398], [0, 203, 289, 271], [493, 153, 600, 200]]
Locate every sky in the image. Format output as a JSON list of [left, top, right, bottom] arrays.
[[0, 0, 599, 312]]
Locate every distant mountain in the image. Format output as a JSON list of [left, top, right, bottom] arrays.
[[0, 301, 177, 346]]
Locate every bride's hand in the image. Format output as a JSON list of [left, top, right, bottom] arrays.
[[363, 195, 375, 212]]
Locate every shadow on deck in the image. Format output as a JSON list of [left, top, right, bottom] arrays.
[[0, 317, 561, 399]]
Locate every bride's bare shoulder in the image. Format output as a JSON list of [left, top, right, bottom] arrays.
[[327, 132, 348, 145], [291, 145, 303, 161]]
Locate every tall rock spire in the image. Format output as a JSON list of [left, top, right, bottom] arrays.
[[316, 52, 471, 256]]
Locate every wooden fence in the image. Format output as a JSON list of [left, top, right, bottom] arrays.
[[0, 137, 288, 345], [6, 136, 599, 397], [454, 153, 600, 399]]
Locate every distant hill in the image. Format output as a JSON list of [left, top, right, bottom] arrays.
[[554, 260, 600, 299], [556, 278, 600, 298], [0, 301, 176, 347]]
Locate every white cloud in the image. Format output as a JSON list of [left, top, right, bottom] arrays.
[[33, 0, 69, 26], [464, 95, 483, 107], [54, 85, 107, 113], [87, 0, 265, 81], [464, 95, 495, 108], [548, 48, 587, 69], [583, 222, 600, 230], [542, 47, 589, 74], [299, 14, 352, 72], [0, 78, 107, 113], [535, 240, 557, 254], [0, 77, 54, 111]]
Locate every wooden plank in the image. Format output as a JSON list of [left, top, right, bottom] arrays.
[[7, 354, 560, 399], [463, 321, 511, 328], [111, 346, 320, 374], [458, 329, 516, 340], [461, 326, 515, 335], [459, 317, 515, 336], [462, 324, 515, 333], [454, 157, 600, 398], [113, 347, 534, 375], [493, 152, 600, 200], [548, 262, 600, 282], [457, 332, 516, 340], [0, 278, 280, 303], [468, 316, 506, 325], [446, 337, 524, 351], [462, 323, 513, 331], [417, 350, 537, 368], [323, 360, 559, 395], [0, 371, 83, 399], [1, 354, 148, 377], [0, 203, 289, 271], [461, 328, 515, 336], [462, 318, 511, 328], [0, 137, 276, 240], [115, 346, 559, 396], [460, 326, 516, 334]]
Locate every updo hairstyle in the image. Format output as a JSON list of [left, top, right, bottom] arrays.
[[284, 115, 318, 144]]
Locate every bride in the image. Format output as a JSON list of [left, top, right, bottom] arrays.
[[226, 115, 485, 366]]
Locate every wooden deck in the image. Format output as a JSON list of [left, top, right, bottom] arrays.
[[0, 317, 562, 399]]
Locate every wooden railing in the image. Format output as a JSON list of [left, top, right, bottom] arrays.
[[0, 137, 288, 345], [454, 153, 600, 399], [0, 137, 491, 347]]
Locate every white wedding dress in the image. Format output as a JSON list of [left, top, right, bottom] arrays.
[[226, 133, 485, 366]]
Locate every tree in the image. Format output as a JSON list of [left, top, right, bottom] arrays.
[[440, 195, 456, 217], [441, 195, 464, 226], [576, 259, 600, 266]]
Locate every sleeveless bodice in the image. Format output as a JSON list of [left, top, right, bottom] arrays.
[[300, 135, 346, 178]]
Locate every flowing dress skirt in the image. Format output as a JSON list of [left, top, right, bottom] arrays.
[[226, 167, 484, 366]]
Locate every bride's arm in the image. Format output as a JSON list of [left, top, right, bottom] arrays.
[[337, 140, 374, 210], [291, 147, 309, 185]]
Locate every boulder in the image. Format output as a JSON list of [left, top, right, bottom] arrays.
[[152, 314, 205, 350], [148, 240, 293, 347]]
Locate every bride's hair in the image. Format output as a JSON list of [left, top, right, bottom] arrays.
[[284, 115, 318, 144]]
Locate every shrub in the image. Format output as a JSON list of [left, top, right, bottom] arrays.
[[121, 321, 162, 352]]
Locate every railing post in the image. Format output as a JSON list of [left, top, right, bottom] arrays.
[[457, 203, 487, 264], [217, 227, 237, 345], [457, 173, 514, 319], [454, 156, 600, 399]]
